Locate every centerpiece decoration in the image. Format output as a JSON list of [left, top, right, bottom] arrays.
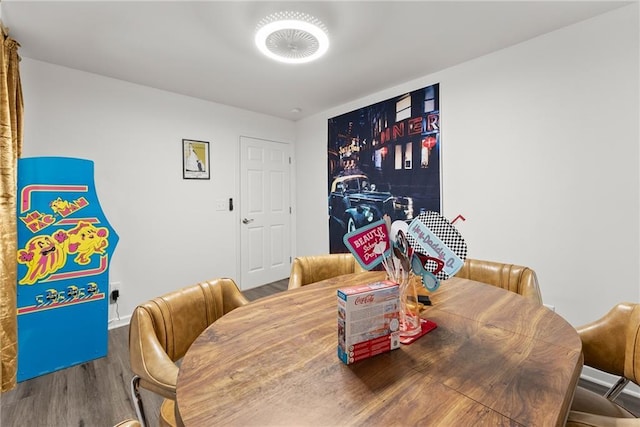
[[343, 211, 467, 341]]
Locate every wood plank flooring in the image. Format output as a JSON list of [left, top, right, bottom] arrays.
[[1, 277, 638, 426], [0, 279, 289, 427]]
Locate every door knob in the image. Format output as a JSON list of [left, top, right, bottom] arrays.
[[242, 218, 254, 224]]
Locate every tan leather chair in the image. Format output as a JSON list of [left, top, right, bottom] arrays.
[[129, 278, 249, 427], [453, 258, 543, 305], [566, 411, 640, 426], [567, 302, 640, 425], [288, 253, 365, 290]]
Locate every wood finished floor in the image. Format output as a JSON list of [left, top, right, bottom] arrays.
[[1, 278, 638, 426], [0, 279, 289, 427]]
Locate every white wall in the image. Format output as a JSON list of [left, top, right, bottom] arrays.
[[20, 58, 295, 328], [295, 5, 639, 391]]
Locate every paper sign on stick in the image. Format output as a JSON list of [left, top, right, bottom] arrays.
[[406, 211, 467, 280], [343, 219, 391, 270]]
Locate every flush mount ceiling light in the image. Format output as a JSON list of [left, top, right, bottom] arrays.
[[255, 11, 329, 64]]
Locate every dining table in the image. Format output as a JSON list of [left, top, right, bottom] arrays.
[[176, 271, 583, 426]]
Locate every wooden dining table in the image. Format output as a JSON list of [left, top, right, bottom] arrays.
[[176, 271, 583, 426]]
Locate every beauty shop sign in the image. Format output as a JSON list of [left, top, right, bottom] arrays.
[[343, 219, 391, 270]]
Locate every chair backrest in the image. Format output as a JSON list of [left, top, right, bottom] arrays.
[[288, 253, 365, 290], [129, 278, 249, 398], [453, 258, 543, 305], [579, 302, 640, 385]]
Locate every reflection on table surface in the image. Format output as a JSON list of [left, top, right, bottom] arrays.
[[177, 271, 582, 427]]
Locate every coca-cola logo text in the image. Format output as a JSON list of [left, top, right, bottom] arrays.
[[355, 295, 374, 305]]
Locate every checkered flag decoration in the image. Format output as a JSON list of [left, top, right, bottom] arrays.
[[406, 211, 468, 281]]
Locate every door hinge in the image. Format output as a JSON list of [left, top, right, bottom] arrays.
[[289, 206, 292, 214], [289, 157, 291, 164]]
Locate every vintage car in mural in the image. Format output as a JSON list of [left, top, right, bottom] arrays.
[[328, 174, 414, 233]]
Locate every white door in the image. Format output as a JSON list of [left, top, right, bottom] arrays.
[[239, 136, 291, 290]]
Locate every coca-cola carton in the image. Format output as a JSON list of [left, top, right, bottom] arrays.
[[337, 281, 400, 364]]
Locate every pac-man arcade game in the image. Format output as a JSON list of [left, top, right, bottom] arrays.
[[16, 157, 118, 381]]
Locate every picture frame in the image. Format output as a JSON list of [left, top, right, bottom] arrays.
[[182, 139, 210, 180]]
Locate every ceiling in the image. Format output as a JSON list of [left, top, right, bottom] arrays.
[[1, 1, 631, 121]]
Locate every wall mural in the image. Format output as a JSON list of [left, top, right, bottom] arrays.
[[328, 83, 441, 253], [16, 157, 119, 382]]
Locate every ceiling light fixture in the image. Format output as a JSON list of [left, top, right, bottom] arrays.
[[255, 11, 329, 64]]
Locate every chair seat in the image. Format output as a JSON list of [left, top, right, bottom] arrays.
[[159, 399, 177, 427], [566, 411, 640, 427], [571, 386, 636, 419]]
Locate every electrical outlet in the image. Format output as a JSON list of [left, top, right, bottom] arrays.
[[110, 281, 122, 304]]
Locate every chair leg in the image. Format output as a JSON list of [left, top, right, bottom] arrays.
[[130, 375, 148, 427], [604, 376, 630, 401]]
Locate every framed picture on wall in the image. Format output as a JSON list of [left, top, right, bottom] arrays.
[[182, 139, 210, 180]]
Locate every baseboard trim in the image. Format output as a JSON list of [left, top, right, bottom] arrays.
[[108, 315, 131, 330]]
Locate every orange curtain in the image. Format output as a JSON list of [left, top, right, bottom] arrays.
[[0, 23, 23, 393]]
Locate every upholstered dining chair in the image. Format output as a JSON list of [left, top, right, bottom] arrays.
[[288, 253, 366, 290], [128, 278, 250, 427], [567, 302, 640, 425], [566, 411, 640, 426], [453, 258, 543, 305]]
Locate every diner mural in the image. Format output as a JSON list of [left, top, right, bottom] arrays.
[[328, 83, 441, 253]]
